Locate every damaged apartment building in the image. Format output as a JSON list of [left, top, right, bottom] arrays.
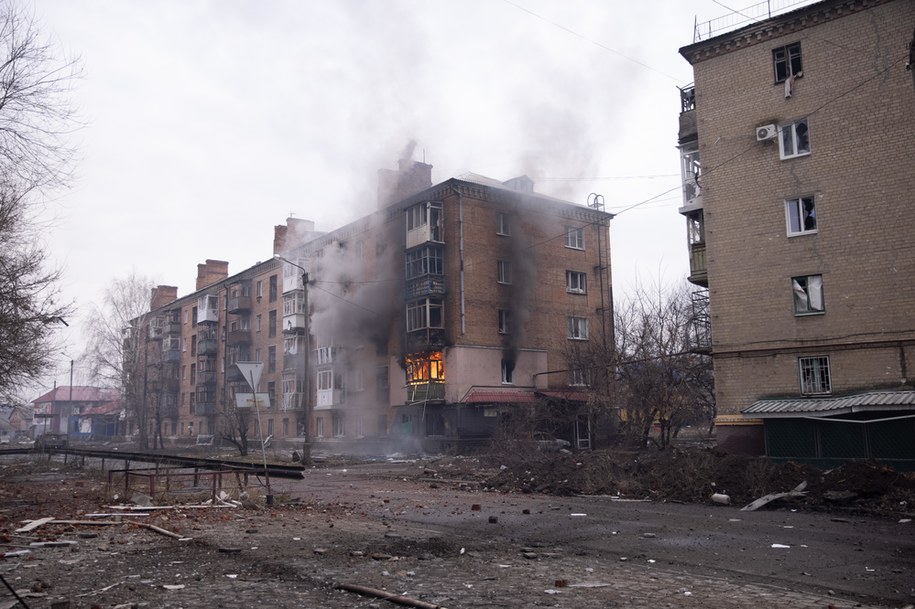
[[130, 160, 613, 452], [676, 0, 915, 466]]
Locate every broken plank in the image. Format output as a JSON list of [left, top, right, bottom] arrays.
[[14, 517, 55, 533]]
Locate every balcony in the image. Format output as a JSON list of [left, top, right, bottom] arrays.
[[195, 401, 217, 415], [228, 295, 252, 314], [405, 277, 446, 300], [197, 338, 218, 356], [315, 388, 344, 410], [226, 365, 246, 384], [283, 352, 305, 373], [164, 320, 181, 335], [678, 85, 697, 144], [196, 369, 216, 386], [281, 392, 303, 411], [163, 349, 180, 363], [227, 329, 251, 345], [688, 242, 708, 287], [689, 290, 711, 354], [406, 381, 445, 404], [283, 312, 307, 334], [405, 328, 446, 352]]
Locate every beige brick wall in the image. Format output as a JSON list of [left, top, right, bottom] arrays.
[[684, 0, 915, 417]]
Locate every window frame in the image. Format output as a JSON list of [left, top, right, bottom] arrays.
[[792, 274, 825, 315], [567, 316, 589, 340], [406, 298, 444, 332], [566, 270, 587, 294], [501, 359, 514, 384], [785, 195, 817, 236], [779, 118, 810, 160], [497, 212, 510, 236], [564, 226, 585, 250], [798, 355, 831, 395], [772, 42, 802, 83], [570, 368, 591, 387], [498, 308, 510, 335], [497, 260, 512, 285]]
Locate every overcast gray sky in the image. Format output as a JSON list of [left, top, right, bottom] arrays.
[[27, 0, 790, 391]]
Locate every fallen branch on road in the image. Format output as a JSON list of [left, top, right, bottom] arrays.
[[336, 583, 449, 609]]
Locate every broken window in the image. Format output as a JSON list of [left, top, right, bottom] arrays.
[[566, 271, 587, 294], [406, 201, 443, 242], [785, 196, 817, 235], [680, 143, 701, 206], [268, 310, 277, 337], [773, 42, 802, 83], [332, 413, 344, 438], [406, 298, 444, 332], [501, 359, 514, 384], [405, 245, 443, 279], [779, 118, 810, 159], [565, 226, 585, 250], [498, 309, 510, 335], [405, 352, 444, 385], [268, 346, 276, 372], [686, 210, 705, 245], [269, 275, 278, 302], [497, 260, 512, 284], [792, 274, 824, 314], [567, 316, 589, 340], [799, 356, 830, 394]]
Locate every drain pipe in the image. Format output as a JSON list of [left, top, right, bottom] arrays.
[[455, 187, 466, 335]]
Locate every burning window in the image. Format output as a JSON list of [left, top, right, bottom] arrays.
[[405, 352, 444, 385]]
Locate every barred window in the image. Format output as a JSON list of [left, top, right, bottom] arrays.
[[799, 356, 831, 394]]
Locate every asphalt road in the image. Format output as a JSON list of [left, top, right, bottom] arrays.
[[276, 460, 915, 607]]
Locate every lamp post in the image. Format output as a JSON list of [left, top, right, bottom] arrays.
[[274, 255, 311, 464]]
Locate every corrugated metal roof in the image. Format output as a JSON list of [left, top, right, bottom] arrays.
[[743, 390, 915, 417], [462, 390, 537, 404]]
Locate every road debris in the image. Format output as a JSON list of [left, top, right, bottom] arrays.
[[741, 481, 808, 511]]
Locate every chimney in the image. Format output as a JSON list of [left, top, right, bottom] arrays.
[[503, 175, 534, 193], [378, 160, 433, 208], [274, 217, 318, 255], [150, 285, 178, 310], [196, 259, 229, 290]]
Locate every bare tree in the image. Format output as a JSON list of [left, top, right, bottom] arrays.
[[614, 282, 714, 449], [83, 273, 157, 448], [0, 5, 80, 401]]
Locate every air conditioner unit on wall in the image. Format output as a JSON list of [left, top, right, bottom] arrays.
[[756, 124, 777, 141]]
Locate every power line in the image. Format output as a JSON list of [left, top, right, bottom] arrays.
[[501, 0, 685, 84]]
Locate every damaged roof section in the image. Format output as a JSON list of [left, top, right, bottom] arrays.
[[743, 390, 915, 418]]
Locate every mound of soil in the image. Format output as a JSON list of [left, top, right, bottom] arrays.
[[475, 447, 915, 517]]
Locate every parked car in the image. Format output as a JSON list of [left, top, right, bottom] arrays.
[[533, 432, 571, 451], [33, 433, 68, 451]]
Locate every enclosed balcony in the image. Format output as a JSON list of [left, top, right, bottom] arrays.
[[315, 388, 344, 410], [405, 200, 444, 249], [688, 243, 708, 287], [197, 337, 218, 356], [227, 294, 251, 313], [227, 329, 251, 345], [197, 294, 219, 324], [406, 381, 445, 404], [405, 276, 446, 300]]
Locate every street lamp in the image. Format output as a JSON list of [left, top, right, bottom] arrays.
[[274, 255, 312, 464]]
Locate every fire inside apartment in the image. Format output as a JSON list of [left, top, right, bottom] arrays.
[[130, 161, 613, 452]]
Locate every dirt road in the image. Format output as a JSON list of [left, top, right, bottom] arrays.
[[1, 456, 913, 609]]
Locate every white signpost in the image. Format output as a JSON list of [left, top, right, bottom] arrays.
[[234, 361, 272, 504]]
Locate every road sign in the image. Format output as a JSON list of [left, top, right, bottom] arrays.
[[235, 361, 264, 391], [234, 393, 271, 409]]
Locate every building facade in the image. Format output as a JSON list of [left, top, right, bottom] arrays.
[[132, 162, 613, 453], [677, 0, 915, 466]]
